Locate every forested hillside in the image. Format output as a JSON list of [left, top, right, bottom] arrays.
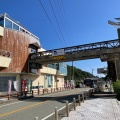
[[64, 65, 93, 81]]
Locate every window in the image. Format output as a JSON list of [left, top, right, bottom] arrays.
[[5, 18, 12, 28], [0, 18, 4, 27], [13, 23, 19, 30], [0, 76, 16, 92]]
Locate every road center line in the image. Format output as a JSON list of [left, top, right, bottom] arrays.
[[0, 100, 48, 117]]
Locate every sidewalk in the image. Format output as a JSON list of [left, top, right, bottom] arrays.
[[0, 94, 33, 105], [61, 97, 120, 120]]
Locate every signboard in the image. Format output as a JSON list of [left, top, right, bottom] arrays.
[[52, 49, 64, 56], [52, 55, 65, 60]]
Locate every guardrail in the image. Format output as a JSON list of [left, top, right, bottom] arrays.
[[32, 87, 74, 96], [34, 88, 96, 120], [53, 89, 94, 120], [0, 87, 76, 101]]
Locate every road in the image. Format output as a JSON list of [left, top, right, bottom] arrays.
[[0, 88, 90, 120]]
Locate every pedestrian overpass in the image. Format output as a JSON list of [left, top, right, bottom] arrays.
[[29, 39, 120, 80]]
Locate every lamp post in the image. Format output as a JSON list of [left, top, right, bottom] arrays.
[[92, 69, 94, 78], [108, 18, 120, 39]]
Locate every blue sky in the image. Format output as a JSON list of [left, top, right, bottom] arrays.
[[0, 0, 120, 76]]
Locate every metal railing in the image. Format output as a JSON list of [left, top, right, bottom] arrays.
[[30, 39, 120, 60]]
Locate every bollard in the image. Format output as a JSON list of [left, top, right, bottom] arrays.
[[8, 93, 10, 100], [51, 88, 52, 92], [66, 101, 69, 117], [85, 92, 87, 100], [73, 98, 76, 110], [82, 93, 84, 103], [34, 117, 38, 120], [38, 88, 39, 95], [43, 89, 44, 94], [17, 92, 19, 98], [78, 95, 81, 106], [32, 90, 33, 96], [87, 90, 89, 99], [24, 91, 27, 97], [47, 89, 48, 93], [89, 90, 91, 97], [55, 107, 58, 120]]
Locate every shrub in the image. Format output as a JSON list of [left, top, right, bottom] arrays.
[[113, 80, 120, 100]]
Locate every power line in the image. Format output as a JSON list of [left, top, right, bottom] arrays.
[[38, 0, 64, 47], [53, 0, 72, 46], [49, 0, 67, 47], [61, 0, 75, 45], [54, 0, 73, 46]]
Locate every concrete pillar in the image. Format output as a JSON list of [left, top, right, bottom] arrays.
[[114, 54, 120, 80], [107, 61, 116, 81], [16, 74, 21, 92], [117, 29, 120, 39]]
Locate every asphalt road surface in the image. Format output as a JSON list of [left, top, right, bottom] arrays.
[[0, 88, 90, 120]]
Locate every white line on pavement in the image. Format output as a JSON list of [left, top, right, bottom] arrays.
[[41, 102, 72, 120], [0, 101, 23, 108]]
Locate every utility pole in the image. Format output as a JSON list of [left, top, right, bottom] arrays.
[[72, 61, 74, 80], [71, 61, 75, 88], [92, 69, 94, 77]]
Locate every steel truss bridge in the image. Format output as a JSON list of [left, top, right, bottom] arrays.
[[30, 39, 120, 65]]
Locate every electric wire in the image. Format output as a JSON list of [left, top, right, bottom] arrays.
[[53, 0, 72, 46], [38, 0, 94, 76], [61, 0, 94, 73], [54, 0, 73, 46], [38, 0, 65, 47], [61, 0, 75, 45], [49, 0, 67, 47]]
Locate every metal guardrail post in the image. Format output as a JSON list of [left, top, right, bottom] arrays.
[[82, 93, 84, 103], [78, 95, 81, 106], [66, 101, 69, 117], [55, 107, 58, 120], [73, 98, 76, 110]]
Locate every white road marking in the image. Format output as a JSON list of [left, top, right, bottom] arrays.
[[0, 88, 89, 108], [41, 102, 73, 120], [0, 101, 23, 108]]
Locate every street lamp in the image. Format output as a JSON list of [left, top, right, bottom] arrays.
[[92, 69, 94, 78], [108, 18, 120, 41], [108, 18, 120, 28]]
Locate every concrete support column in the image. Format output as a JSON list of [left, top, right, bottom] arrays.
[[16, 74, 21, 92], [114, 54, 120, 80]]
